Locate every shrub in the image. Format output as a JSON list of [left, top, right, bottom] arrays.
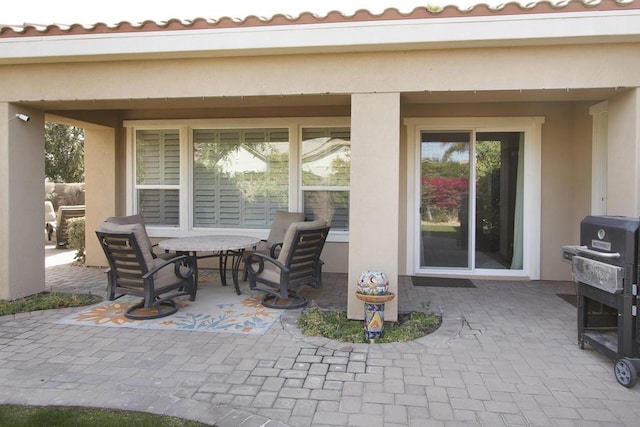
[[67, 216, 86, 263]]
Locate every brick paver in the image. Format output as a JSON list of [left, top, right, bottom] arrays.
[[0, 246, 639, 426]]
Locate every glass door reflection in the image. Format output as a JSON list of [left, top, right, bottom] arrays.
[[420, 132, 471, 269]]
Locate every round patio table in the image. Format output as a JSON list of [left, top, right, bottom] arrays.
[[158, 235, 260, 295]]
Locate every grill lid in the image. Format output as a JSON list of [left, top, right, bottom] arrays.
[[580, 216, 640, 266]]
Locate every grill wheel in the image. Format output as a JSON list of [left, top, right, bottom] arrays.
[[614, 358, 638, 388]]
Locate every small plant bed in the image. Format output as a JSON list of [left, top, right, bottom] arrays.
[[296, 303, 441, 344], [0, 292, 103, 316]]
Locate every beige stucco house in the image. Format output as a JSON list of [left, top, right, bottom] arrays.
[[1, 0, 640, 320]]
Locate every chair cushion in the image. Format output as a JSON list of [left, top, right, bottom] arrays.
[[98, 222, 155, 270], [258, 261, 282, 283], [277, 220, 328, 263], [104, 214, 154, 251], [104, 214, 145, 226], [267, 211, 305, 248], [151, 258, 191, 290]]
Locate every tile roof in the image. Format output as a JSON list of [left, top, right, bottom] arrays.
[[1, 0, 638, 38]]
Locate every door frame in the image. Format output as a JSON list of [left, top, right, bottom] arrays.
[[404, 117, 544, 279]]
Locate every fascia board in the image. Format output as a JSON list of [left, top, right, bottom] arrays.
[[1, 10, 639, 64]]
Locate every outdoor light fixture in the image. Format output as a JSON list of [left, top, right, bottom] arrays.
[[0, 113, 32, 127]]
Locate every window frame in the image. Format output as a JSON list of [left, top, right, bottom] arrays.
[[299, 126, 351, 234], [125, 118, 350, 242], [133, 128, 183, 228], [404, 117, 544, 280], [191, 126, 291, 230]]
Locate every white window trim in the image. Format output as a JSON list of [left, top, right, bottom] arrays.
[[299, 125, 351, 237], [125, 125, 187, 233], [589, 101, 608, 215], [124, 117, 350, 242], [404, 117, 544, 280]]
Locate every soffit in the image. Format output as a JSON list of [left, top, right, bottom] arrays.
[[27, 94, 350, 111], [402, 87, 625, 104], [19, 88, 621, 113]]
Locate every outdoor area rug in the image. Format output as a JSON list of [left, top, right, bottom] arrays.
[[411, 276, 476, 288], [56, 275, 283, 335]]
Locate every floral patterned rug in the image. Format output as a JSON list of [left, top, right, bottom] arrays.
[[56, 279, 283, 335]]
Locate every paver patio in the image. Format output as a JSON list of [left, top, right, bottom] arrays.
[[0, 244, 638, 426]]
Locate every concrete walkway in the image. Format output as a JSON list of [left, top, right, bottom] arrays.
[[0, 245, 639, 426]]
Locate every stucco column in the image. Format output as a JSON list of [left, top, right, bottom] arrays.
[[84, 125, 117, 267], [0, 104, 45, 299], [606, 88, 640, 216], [348, 93, 400, 321]]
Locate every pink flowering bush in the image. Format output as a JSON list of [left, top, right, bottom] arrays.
[[422, 177, 468, 222]]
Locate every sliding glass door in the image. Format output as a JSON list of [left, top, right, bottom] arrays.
[[420, 130, 524, 271]]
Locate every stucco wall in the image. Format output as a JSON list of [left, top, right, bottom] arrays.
[[2, 44, 640, 104], [607, 89, 640, 216], [571, 103, 594, 248], [84, 126, 117, 267], [0, 104, 45, 299]]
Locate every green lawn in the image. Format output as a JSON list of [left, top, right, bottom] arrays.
[[421, 222, 457, 233], [0, 405, 212, 426]]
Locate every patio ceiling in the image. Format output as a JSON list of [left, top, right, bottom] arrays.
[[24, 87, 623, 116]]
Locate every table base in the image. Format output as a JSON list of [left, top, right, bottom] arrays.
[[177, 249, 245, 295]]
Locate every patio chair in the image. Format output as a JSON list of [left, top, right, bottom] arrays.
[[55, 205, 85, 248], [247, 220, 329, 309], [104, 214, 173, 260], [96, 221, 196, 320], [242, 210, 306, 280]]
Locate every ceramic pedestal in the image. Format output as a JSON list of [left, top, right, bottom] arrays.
[[355, 293, 396, 343]]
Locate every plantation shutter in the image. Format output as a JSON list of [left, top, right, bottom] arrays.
[[301, 127, 350, 230], [193, 128, 288, 228], [135, 130, 180, 226]]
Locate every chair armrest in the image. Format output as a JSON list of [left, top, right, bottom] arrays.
[[149, 243, 171, 259], [269, 242, 283, 258], [143, 255, 194, 280], [246, 252, 288, 275]]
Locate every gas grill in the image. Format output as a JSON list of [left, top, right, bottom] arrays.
[[562, 215, 640, 388]]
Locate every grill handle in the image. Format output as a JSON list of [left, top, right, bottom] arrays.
[[575, 246, 621, 259]]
